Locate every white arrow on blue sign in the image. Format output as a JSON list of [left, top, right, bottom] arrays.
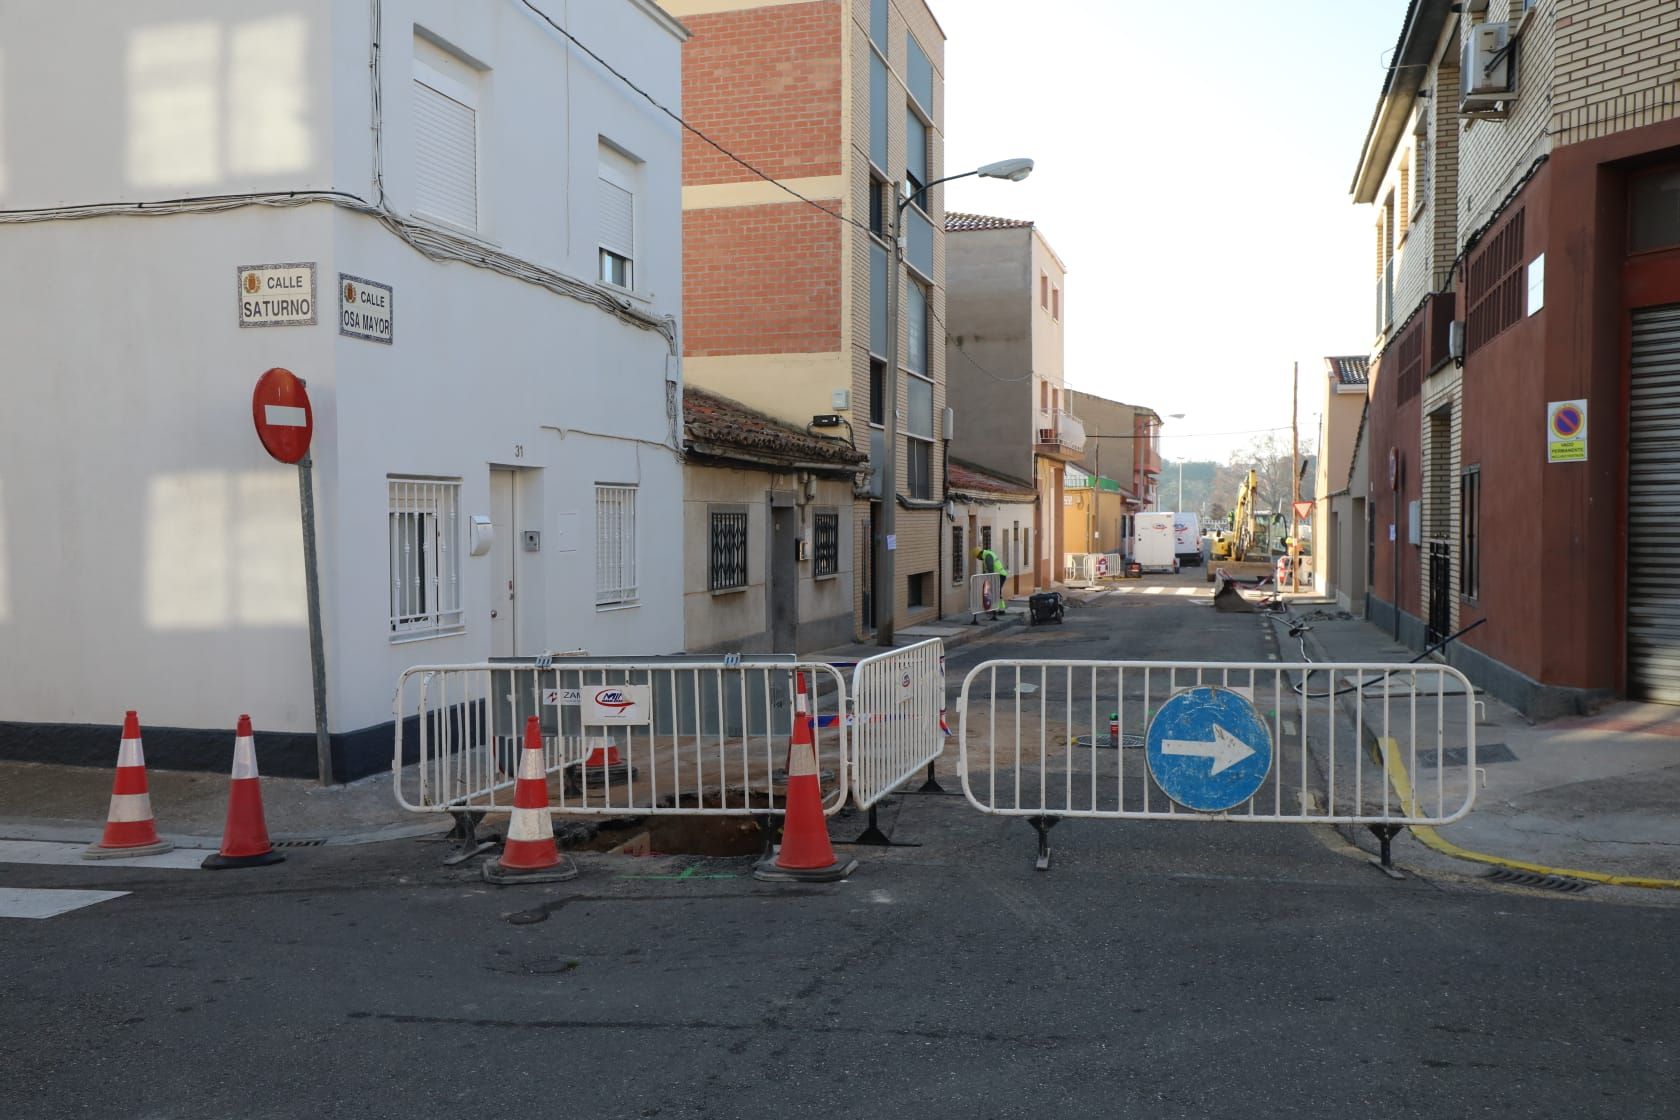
[[1145, 686, 1273, 812]]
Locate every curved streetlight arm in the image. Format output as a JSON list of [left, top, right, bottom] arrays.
[[897, 158, 1034, 217]]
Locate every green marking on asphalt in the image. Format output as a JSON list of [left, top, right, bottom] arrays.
[[616, 864, 742, 882]]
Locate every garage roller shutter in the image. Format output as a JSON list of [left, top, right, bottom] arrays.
[[1628, 305, 1680, 703]]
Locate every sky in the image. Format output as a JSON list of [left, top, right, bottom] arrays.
[[938, 0, 1409, 465]]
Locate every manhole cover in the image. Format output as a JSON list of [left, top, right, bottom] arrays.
[[1485, 867, 1592, 893], [1071, 733, 1145, 750]]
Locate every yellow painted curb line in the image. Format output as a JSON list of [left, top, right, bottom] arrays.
[[1376, 737, 1680, 891]]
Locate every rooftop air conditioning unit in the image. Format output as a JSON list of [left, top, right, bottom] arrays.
[[1462, 22, 1516, 113]]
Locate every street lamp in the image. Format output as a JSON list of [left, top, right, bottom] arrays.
[[1162, 413, 1186, 512], [875, 157, 1033, 646]]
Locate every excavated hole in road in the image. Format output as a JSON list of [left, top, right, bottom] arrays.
[[555, 813, 768, 858]]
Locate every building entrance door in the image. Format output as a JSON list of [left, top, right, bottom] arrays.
[[490, 468, 517, 657], [770, 502, 798, 651]]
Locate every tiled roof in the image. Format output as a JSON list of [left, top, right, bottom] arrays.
[[944, 211, 1033, 233], [683, 387, 865, 467], [1325, 355, 1369, 386], [948, 460, 1036, 501]]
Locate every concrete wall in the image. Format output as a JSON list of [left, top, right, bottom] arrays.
[[0, 0, 687, 775], [1068, 391, 1137, 499]]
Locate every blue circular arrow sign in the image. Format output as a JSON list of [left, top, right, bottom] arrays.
[[1145, 686, 1273, 812]]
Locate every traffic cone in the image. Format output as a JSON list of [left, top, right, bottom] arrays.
[[755, 672, 857, 882], [83, 711, 174, 859], [202, 716, 284, 869], [484, 716, 577, 884]]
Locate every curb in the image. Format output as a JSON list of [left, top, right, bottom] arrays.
[[0, 818, 452, 850], [1271, 614, 1680, 891]]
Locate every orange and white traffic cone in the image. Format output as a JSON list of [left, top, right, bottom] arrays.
[[755, 672, 857, 882], [83, 711, 174, 859], [484, 715, 577, 884], [203, 715, 284, 869]]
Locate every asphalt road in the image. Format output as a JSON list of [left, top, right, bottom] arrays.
[[4, 574, 1676, 1118]]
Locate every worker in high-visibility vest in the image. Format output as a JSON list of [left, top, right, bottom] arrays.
[[974, 547, 1009, 613]]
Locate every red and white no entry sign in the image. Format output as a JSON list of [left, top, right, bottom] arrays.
[[252, 367, 313, 464]]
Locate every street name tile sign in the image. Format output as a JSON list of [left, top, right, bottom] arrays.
[[238, 262, 317, 327], [339, 273, 393, 344], [1145, 685, 1273, 813]]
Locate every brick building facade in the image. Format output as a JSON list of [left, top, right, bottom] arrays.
[[1354, 0, 1680, 714], [671, 0, 950, 638]]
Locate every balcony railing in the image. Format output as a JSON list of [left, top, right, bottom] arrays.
[[1035, 409, 1086, 459]]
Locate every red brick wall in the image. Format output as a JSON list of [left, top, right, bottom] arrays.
[[681, 3, 844, 186], [685, 202, 842, 355]]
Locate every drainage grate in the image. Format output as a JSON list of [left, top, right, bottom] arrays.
[[1418, 743, 1516, 768], [1485, 867, 1592, 893], [273, 838, 327, 848]]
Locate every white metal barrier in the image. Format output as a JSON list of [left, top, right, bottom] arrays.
[[393, 659, 850, 818], [850, 638, 945, 809], [967, 572, 1005, 622], [957, 659, 1478, 865]]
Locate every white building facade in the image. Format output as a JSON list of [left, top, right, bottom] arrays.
[[0, 0, 688, 779]]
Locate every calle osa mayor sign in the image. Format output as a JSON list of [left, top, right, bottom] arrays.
[[238, 262, 317, 328]]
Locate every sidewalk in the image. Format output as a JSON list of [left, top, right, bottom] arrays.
[[1278, 606, 1680, 890]]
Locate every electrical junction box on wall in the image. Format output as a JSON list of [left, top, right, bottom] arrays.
[[832, 388, 850, 411]]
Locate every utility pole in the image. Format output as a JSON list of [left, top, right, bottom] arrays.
[[1290, 361, 1300, 595]]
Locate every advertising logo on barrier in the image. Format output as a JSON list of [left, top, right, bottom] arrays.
[[542, 688, 581, 707], [898, 669, 915, 703], [585, 685, 651, 724]]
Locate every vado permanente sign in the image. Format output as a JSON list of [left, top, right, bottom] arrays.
[[238, 262, 317, 328]]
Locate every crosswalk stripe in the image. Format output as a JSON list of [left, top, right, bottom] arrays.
[[1175, 587, 1197, 596], [0, 887, 129, 919], [0, 839, 207, 870], [1144, 586, 1166, 595]]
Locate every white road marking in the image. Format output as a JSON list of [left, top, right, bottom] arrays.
[[0, 887, 129, 920], [0, 840, 207, 870], [1175, 587, 1197, 596], [1283, 719, 1298, 735], [1144, 586, 1166, 595]]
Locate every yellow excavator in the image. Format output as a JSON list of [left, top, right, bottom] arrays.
[[1207, 469, 1274, 584], [1210, 469, 1258, 564]]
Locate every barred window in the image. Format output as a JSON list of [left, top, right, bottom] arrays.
[[951, 525, 965, 584], [388, 477, 463, 638], [596, 485, 638, 607], [813, 511, 840, 577], [709, 506, 749, 592]]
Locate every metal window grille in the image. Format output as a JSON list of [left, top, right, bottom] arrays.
[[596, 485, 638, 606], [708, 508, 749, 592], [952, 525, 965, 584], [981, 525, 993, 552], [388, 477, 463, 637], [813, 511, 840, 577]]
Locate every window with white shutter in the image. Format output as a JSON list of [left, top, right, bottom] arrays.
[[412, 36, 479, 232], [599, 143, 640, 290]]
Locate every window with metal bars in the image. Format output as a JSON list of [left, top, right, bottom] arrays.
[[813, 511, 839, 577], [596, 484, 638, 606], [388, 477, 463, 638], [951, 525, 965, 584], [708, 507, 749, 592]]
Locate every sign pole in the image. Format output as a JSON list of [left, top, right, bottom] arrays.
[[297, 453, 333, 786], [1290, 361, 1300, 595]]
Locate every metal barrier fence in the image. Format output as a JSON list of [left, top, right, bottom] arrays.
[[957, 659, 1478, 863], [850, 638, 945, 810], [393, 658, 850, 818], [967, 572, 1005, 622]]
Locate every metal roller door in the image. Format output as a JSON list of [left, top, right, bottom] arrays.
[[1628, 305, 1680, 703]]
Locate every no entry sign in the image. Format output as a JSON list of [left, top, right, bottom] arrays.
[[252, 367, 313, 464]]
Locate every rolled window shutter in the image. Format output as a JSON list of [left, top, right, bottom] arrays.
[[414, 79, 476, 230], [598, 177, 634, 258]]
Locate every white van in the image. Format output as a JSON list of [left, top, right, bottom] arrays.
[[1172, 513, 1202, 565], [1133, 513, 1178, 573]]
